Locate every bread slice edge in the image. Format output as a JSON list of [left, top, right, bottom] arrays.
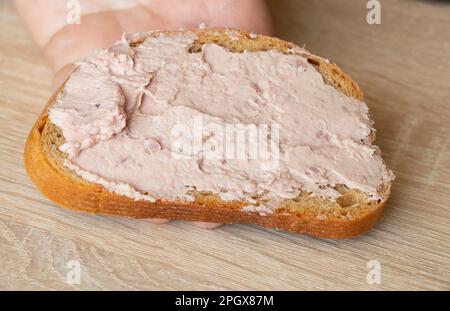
[[24, 29, 391, 238]]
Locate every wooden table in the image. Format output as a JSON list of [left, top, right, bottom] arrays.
[[1, 0, 449, 290]]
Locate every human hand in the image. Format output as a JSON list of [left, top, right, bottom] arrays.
[[15, 0, 273, 229], [15, 0, 273, 89]]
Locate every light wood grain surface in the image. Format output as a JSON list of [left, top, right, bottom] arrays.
[[1, 0, 449, 290]]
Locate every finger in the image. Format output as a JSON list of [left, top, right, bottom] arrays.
[[150, 0, 273, 35], [14, 0, 155, 48], [203, 0, 274, 35], [44, 11, 123, 73], [145, 218, 172, 224], [191, 222, 222, 229], [53, 63, 76, 91], [43, 7, 166, 74]]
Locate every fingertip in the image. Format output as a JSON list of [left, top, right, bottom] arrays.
[[52, 63, 76, 91], [191, 222, 222, 229], [145, 218, 171, 224]]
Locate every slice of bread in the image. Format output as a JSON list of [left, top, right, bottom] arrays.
[[24, 29, 393, 238]]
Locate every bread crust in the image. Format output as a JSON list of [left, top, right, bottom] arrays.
[[24, 29, 390, 238]]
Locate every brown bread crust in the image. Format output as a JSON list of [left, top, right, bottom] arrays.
[[24, 29, 390, 238]]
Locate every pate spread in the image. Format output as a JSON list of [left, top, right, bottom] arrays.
[[49, 32, 394, 207]]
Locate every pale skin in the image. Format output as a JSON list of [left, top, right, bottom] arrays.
[[14, 0, 273, 229]]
